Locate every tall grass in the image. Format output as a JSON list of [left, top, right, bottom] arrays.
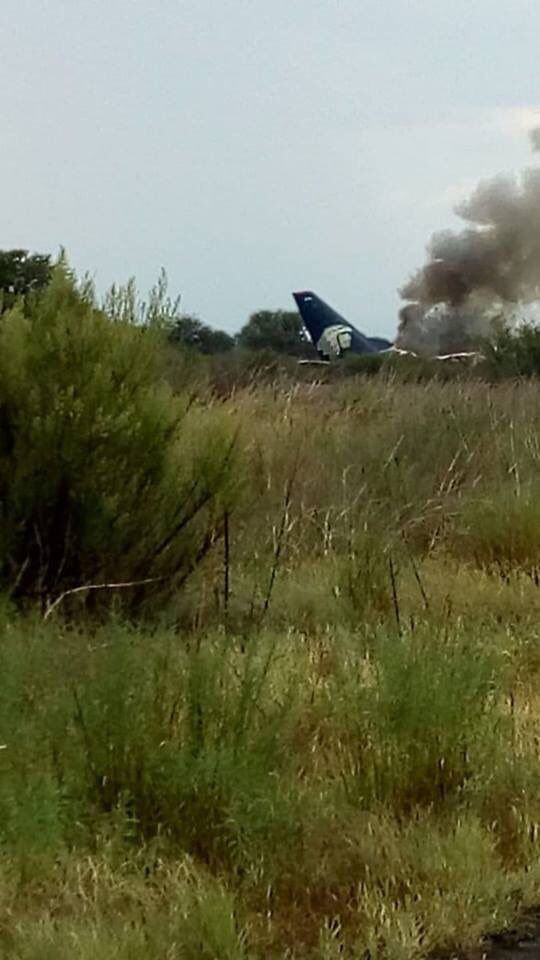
[[0, 611, 540, 958], [169, 376, 540, 634], [4, 274, 540, 955]]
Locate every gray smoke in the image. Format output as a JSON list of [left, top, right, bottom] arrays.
[[530, 127, 540, 152], [397, 133, 540, 354]]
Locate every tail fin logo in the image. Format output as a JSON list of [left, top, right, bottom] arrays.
[[317, 324, 353, 359]]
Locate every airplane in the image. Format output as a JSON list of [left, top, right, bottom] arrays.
[[292, 290, 484, 365], [292, 290, 393, 362]]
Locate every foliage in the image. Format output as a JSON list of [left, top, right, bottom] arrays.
[[168, 313, 235, 354], [480, 322, 540, 378], [236, 309, 316, 357], [0, 265, 239, 611], [102, 268, 235, 353], [335, 626, 504, 810], [0, 248, 52, 312], [452, 486, 540, 580]]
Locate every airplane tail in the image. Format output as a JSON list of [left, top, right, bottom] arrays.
[[293, 291, 390, 359], [293, 291, 349, 344]]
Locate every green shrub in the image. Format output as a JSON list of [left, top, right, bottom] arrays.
[[481, 324, 540, 379], [334, 626, 504, 810], [0, 266, 239, 613], [452, 487, 540, 579], [337, 529, 398, 622], [0, 618, 301, 870]]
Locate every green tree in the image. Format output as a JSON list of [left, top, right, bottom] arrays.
[[481, 324, 540, 379], [0, 249, 51, 311], [167, 314, 235, 354], [236, 310, 315, 357]]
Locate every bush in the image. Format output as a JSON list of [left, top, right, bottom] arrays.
[[452, 487, 540, 580], [64, 627, 298, 863], [0, 266, 239, 613], [481, 324, 540, 379], [333, 626, 504, 810], [0, 618, 300, 871]]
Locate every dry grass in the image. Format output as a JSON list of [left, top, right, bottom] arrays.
[[5, 376, 540, 956]]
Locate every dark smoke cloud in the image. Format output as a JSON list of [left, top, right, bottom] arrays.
[[397, 131, 540, 353], [397, 299, 506, 356]]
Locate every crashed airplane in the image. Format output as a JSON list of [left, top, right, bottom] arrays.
[[293, 129, 540, 366], [292, 291, 483, 364]]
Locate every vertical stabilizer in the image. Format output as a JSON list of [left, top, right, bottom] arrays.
[[292, 291, 381, 358]]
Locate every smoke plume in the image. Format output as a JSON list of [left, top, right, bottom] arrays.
[[397, 132, 540, 354], [530, 127, 540, 152]]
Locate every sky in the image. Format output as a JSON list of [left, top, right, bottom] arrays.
[[2, 0, 540, 340]]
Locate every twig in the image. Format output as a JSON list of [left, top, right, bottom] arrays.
[[43, 575, 168, 620], [401, 535, 430, 610], [388, 555, 401, 635], [8, 556, 29, 598], [261, 498, 290, 623], [259, 456, 299, 627], [223, 510, 230, 624]]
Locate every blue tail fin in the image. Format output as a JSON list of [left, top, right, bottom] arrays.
[[293, 291, 390, 359]]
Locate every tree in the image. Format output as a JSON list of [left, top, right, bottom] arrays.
[[167, 314, 235, 354], [480, 324, 540, 379], [236, 310, 315, 357], [0, 249, 52, 311]]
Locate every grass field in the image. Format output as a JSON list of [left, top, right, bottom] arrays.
[[4, 369, 540, 957]]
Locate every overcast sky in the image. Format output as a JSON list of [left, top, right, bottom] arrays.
[[2, 0, 540, 339]]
